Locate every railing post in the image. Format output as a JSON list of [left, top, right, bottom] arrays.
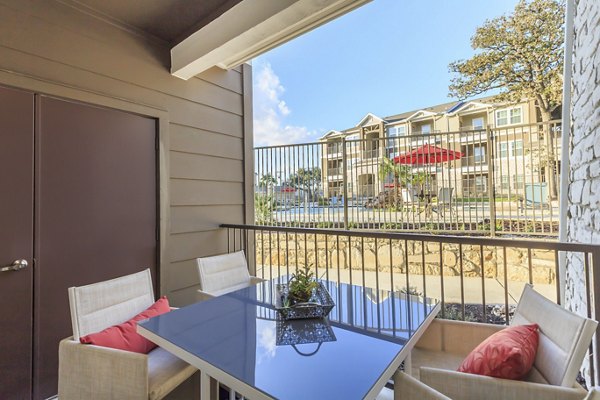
[[342, 137, 349, 230], [487, 126, 497, 237], [591, 249, 600, 386]]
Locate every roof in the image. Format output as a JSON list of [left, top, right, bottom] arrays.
[[386, 94, 499, 122], [321, 130, 344, 139], [320, 95, 509, 141], [71, 0, 241, 45], [356, 112, 386, 127], [384, 99, 459, 123], [446, 99, 498, 115]]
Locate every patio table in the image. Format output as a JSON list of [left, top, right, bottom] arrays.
[[138, 278, 440, 400]]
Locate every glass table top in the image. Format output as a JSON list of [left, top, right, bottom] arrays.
[[139, 279, 438, 400]]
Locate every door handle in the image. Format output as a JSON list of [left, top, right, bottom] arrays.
[[0, 259, 28, 272]]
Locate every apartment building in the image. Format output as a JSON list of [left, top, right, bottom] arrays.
[[320, 97, 561, 202]]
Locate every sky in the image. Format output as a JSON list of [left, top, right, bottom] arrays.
[[252, 0, 521, 147]]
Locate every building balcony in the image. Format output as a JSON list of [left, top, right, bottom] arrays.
[[461, 156, 489, 173], [327, 167, 343, 179]]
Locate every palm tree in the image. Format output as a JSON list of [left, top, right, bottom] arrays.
[[258, 173, 277, 195], [378, 158, 411, 209]]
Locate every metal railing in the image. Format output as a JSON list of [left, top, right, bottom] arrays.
[[254, 121, 562, 236], [222, 223, 600, 385]]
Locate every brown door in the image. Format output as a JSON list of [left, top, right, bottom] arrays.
[[34, 96, 158, 399], [0, 87, 34, 399]]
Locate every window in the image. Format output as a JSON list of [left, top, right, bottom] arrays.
[[496, 110, 508, 126], [498, 140, 523, 157], [387, 126, 405, 137], [499, 142, 508, 158], [475, 176, 487, 193], [420, 124, 431, 134], [511, 140, 523, 156], [472, 117, 484, 130], [500, 175, 510, 191], [510, 108, 522, 124], [346, 134, 358, 141], [496, 107, 522, 126], [387, 126, 405, 148], [512, 174, 524, 190], [474, 146, 486, 163], [328, 142, 341, 154]]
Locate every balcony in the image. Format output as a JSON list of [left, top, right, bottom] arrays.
[[459, 125, 486, 131], [461, 155, 489, 173], [327, 167, 343, 179], [362, 148, 380, 159], [459, 129, 488, 143], [4, 0, 598, 398], [223, 224, 600, 391]]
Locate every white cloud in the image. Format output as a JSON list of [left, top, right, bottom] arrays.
[[257, 324, 277, 363], [253, 62, 316, 146]]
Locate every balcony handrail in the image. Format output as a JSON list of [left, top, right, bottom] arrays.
[[220, 224, 600, 253]]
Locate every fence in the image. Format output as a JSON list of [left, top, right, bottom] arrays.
[[222, 223, 600, 385], [254, 121, 562, 236]]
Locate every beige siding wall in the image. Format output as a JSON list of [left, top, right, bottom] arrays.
[[0, 0, 251, 306]]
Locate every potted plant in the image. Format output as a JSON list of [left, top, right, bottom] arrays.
[[287, 266, 319, 305], [275, 266, 334, 320]]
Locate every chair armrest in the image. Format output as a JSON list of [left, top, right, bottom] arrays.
[[420, 367, 587, 400], [196, 289, 216, 302], [392, 371, 451, 400], [58, 338, 148, 400], [250, 276, 267, 285], [416, 318, 505, 355]]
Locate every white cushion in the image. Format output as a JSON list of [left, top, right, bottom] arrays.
[[411, 348, 464, 380], [148, 347, 197, 400]]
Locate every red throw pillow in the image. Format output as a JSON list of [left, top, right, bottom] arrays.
[[80, 296, 170, 354], [458, 323, 539, 380]]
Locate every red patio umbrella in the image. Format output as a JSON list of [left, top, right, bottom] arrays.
[[393, 144, 463, 165]]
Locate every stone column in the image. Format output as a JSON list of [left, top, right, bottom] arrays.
[[567, 0, 600, 381]]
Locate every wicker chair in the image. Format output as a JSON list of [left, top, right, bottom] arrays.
[[58, 269, 197, 400], [382, 285, 596, 400], [196, 250, 264, 300]]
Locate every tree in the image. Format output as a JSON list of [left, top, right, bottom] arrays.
[[287, 167, 322, 201], [449, 0, 565, 198], [254, 193, 276, 225], [258, 173, 277, 194], [378, 158, 412, 209]]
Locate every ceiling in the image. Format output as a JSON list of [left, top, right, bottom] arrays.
[[68, 0, 243, 44]]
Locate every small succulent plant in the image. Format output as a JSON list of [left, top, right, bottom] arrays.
[[287, 266, 318, 304]]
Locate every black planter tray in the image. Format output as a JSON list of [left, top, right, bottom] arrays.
[[275, 282, 335, 320]]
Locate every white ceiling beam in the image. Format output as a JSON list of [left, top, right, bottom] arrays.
[[171, 0, 372, 80]]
